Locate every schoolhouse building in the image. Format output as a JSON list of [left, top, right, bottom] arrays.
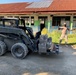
[[0, 0, 76, 32]]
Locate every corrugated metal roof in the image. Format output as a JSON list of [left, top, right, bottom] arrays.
[[26, 0, 53, 8]]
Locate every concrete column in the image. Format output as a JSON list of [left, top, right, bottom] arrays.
[[34, 15, 38, 21], [47, 15, 52, 31], [70, 15, 73, 34], [70, 15, 73, 30], [4, 16, 8, 18], [29, 16, 31, 27], [34, 15, 40, 32], [34, 15, 39, 25]]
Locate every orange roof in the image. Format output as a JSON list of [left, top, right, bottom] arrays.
[[0, 1, 50, 13], [48, 0, 76, 12], [0, 2, 31, 13], [0, 0, 76, 15]]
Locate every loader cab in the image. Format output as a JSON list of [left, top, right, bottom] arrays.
[[0, 18, 18, 27], [0, 18, 34, 39], [18, 18, 34, 39]]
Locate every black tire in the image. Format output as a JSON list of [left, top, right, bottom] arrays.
[[47, 37, 52, 43], [11, 43, 28, 59], [0, 41, 6, 56], [46, 37, 52, 49]]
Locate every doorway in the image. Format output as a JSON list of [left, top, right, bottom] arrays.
[[39, 16, 47, 31]]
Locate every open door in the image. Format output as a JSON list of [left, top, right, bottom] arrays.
[[39, 16, 47, 31], [40, 24, 45, 31]]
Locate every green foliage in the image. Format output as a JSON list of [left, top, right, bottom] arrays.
[[68, 34, 76, 44], [47, 30, 61, 43], [47, 30, 76, 44]]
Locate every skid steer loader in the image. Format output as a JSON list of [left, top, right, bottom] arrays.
[[0, 18, 59, 59]]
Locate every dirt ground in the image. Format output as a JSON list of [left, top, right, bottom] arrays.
[[0, 45, 76, 75]]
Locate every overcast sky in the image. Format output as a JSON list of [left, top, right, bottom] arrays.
[[0, 0, 42, 4]]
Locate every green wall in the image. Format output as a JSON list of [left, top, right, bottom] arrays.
[[34, 20, 40, 26]]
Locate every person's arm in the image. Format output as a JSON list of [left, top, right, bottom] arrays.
[[58, 27, 64, 30], [67, 28, 70, 31]]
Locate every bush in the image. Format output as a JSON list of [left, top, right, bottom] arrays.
[[47, 30, 76, 44], [47, 30, 61, 43], [68, 34, 76, 44]]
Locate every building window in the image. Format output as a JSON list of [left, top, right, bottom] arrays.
[[52, 17, 61, 26], [73, 16, 76, 28], [52, 16, 70, 26], [39, 16, 47, 24], [14, 16, 19, 18], [25, 17, 29, 25], [0, 20, 3, 25], [7, 16, 13, 18], [21, 16, 34, 26], [39, 18, 45, 24], [31, 17, 34, 25], [21, 16, 29, 25], [0, 16, 4, 19]]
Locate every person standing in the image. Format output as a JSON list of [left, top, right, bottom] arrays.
[[59, 23, 69, 45]]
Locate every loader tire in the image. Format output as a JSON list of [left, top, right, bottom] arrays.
[[11, 43, 28, 59], [0, 41, 6, 56]]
